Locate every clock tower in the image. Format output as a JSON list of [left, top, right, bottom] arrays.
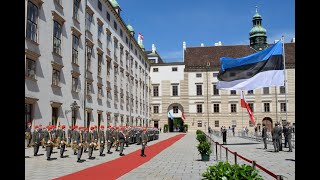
[[249, 6, 268, 51]]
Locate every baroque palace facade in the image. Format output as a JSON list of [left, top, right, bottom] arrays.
[[25, 0, 152, 130], [148, 9, 295, 132]]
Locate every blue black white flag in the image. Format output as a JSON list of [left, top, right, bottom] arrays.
[[216, 41, 284, 90]]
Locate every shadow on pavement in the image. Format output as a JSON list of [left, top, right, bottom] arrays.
[[285, 159, 295, 161], [61, 155, 69, 158], [48, 158, 58, 161]]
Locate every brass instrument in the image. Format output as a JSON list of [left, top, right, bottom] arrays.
[[25, 132, 31, 140], [72, 141, 78, 150], [55, 137, 61, 147], [89, 142, 96, 148], [46, 140, 54, 147]]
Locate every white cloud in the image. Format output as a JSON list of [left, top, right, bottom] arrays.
[[267, 31, 295, 43], [161, 50, 183, 62]]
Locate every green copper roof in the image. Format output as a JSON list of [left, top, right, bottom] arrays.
[[139, 43, 144, 49], [110, 0, 120, 8], [253, 12, 261, 19], [249, 26, 266, 35], [127, 24, 134, 32]]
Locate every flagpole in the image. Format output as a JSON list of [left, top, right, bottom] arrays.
[[241, 90, 244, 129], [282, 35, 288, 123], [275, 86, 278, 123]]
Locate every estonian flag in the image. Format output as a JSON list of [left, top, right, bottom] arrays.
[[217, 41, 284, 90]]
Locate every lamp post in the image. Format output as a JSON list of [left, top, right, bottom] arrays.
[[70, 101, 78, 126]]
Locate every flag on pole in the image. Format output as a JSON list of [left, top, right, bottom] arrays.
[[240, 91, 255, 124], [217, 41, 284, 90], [138, 32, 144, 40], [182, 112, 186, 121], [168, 111, 174, 120]]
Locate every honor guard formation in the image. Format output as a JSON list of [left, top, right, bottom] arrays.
[[25, 123, 160, 162]]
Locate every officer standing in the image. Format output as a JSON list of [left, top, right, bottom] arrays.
[[118, 127, 126, 156], [283, 123, 289, 148], [141, 128, 148, 157], [272, 123, 280, 152], [262, 124, 268, 149], [286, 122, 293, 152]]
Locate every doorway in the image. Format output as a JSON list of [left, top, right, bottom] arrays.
[[52, 107, 59, 126], [154, 121, 159, 128], [262, 117, 273, 132], [168, 118, 184, 132]]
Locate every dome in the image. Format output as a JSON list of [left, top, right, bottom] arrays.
[[249, 26, 266, 35], [109, 0, 120, 8], [127, 24, 134, 32], [253, 12, 261, 19]]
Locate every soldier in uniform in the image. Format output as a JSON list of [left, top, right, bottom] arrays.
[[106, 126, 113, 154], [124, 126, 130, 147], [43, 126, 54, 160], [136, 127, 142, 145], [99, 125, 106, 156], [118, 127, 126, 156], [93, 126, 99, 150], [286, 122, 293, 152], [67, 126, 72, 145], [72, 126, 78, 155], [82, 127, 88, 153], [55, 125, 62, 149], [283, 123, 289, 148], [32, 125, 41, 156], [278, 124, 283, 151], [87, 127, 95, 159], [59, 125, 67, 158], [74, 126, 84, 162], [271, 123, 280, 152], [25, 122, 32, 147], [262, 124, 268, 149], [141, 128, 148, 157], [114, 126, 120, 151]]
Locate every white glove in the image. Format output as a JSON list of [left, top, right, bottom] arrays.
[[47, 141, 50, 143], [79, 143, 82, 146], [101, 141, 103, 143], [108, 140, 111, 143], [61, 141, 63, 144]]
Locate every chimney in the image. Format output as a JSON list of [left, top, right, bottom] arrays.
[[201, 43, 204, 47], [152, 44, 156, 53], [218, 41, 222, 46], [291, 37, 295, 43], [214, 41, 222, 46], [183, 41, 186, 50]]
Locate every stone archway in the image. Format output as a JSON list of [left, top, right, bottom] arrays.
[[167, 103, 184, 132], [262, 117, 273, 132]]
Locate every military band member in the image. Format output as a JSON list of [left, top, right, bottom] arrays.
[[82, 127, 88, 153], [141, 128, 148, 157], [124, 126, 130, 147], [55, 125, 62, 149], [93, 126, 98, 150], [87, 127, 95, 159], [99, 125, 106, 156], [67, 126, 72, 145], [114, 126, 120, 151], [38, 124, 45, 149], [106, 126, 113, 154], [74, 126, 84, 162], [59, 125, 67, 158], [25, 122, 32, 147], [32, 125, 41, 156], [72, 126, 78, 155], [44, 126, 54, 160], [119, 127, 126, 156]]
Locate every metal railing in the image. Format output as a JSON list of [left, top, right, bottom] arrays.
[[204, 133, 285, 180]]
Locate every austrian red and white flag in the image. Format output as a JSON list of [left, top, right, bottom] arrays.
[[182, 112, 186, 121], [138, 32, 144, 40], [240, 91, 255, 124]]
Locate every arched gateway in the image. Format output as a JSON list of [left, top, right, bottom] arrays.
[[167, 103, 184, 132], [262, 117, 273, 132]]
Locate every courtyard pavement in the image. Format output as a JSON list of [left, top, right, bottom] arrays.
[[25, 132, 295, 180]]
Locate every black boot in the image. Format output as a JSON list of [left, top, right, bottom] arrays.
[[77, 158, 81, 162], [107, 150, 112, 154]]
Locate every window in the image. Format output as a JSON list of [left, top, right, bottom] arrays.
[[26, 58, 36, 79], [98, 24, 103, 40], [248, 103, 254, 112], [264, 103, 270, 112], [98, 86, 102, 97], [172, 85, 178, 96], [280, 86, 286, 94], [98, 54, 102, 76], [153, 68, 158, 72], [52, 107, 59, 126], [53, 20, 62, 55], [98, 0, 102, 11], [72, 76, 79, 92], [213, 104, 219, 113], [197, 104, 202, 113], [114, 21, 117, 30], [230, 90, 236, 95], [173, 106, 178, 113], [231, 104, 237, 113], [248, 90, 254, 95], [106, 11, 110, 21], [86, 45, 93, 71], [55, 0, 62, 6], [72, 108, 77, 126], [213, 84, 219, 95], [126, 37, 128, 45], [198, 121, 202, 127], [87, 82, 92, 94], [73, 0, 80, 20], [52, 68, 60, 86], [72, 34, 79, 64], [281, 103, 287, 112], [120, 29, 123, 38], [26, 1, 38, 42], [153, 106, 159, 113], [215, 120, 219, 127], [25, 104, 32, 129], [196, 73, 202, 78], [172, 67, 177, 71], [196, 85, 202, 95], [263, 87, 269, 94], [153, 86, 159, 96], [86, 12, 93, 31]]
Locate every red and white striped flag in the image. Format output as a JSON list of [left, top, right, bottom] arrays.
[[138, 32, 144, 40], [240, 91, 255, 124], [182, 112, 186, 121]]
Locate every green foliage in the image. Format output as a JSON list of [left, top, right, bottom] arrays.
[[163, 124, 168, 132], [196, 129, 204, 135], [196, 133, 207, 143], [202, 161, 264, 180], [197, 141, 212, 155]]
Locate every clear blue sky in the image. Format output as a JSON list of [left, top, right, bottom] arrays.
[[118, 0, 295, 62]]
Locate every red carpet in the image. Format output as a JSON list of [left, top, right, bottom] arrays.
[[54, 134, 186, 180]]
